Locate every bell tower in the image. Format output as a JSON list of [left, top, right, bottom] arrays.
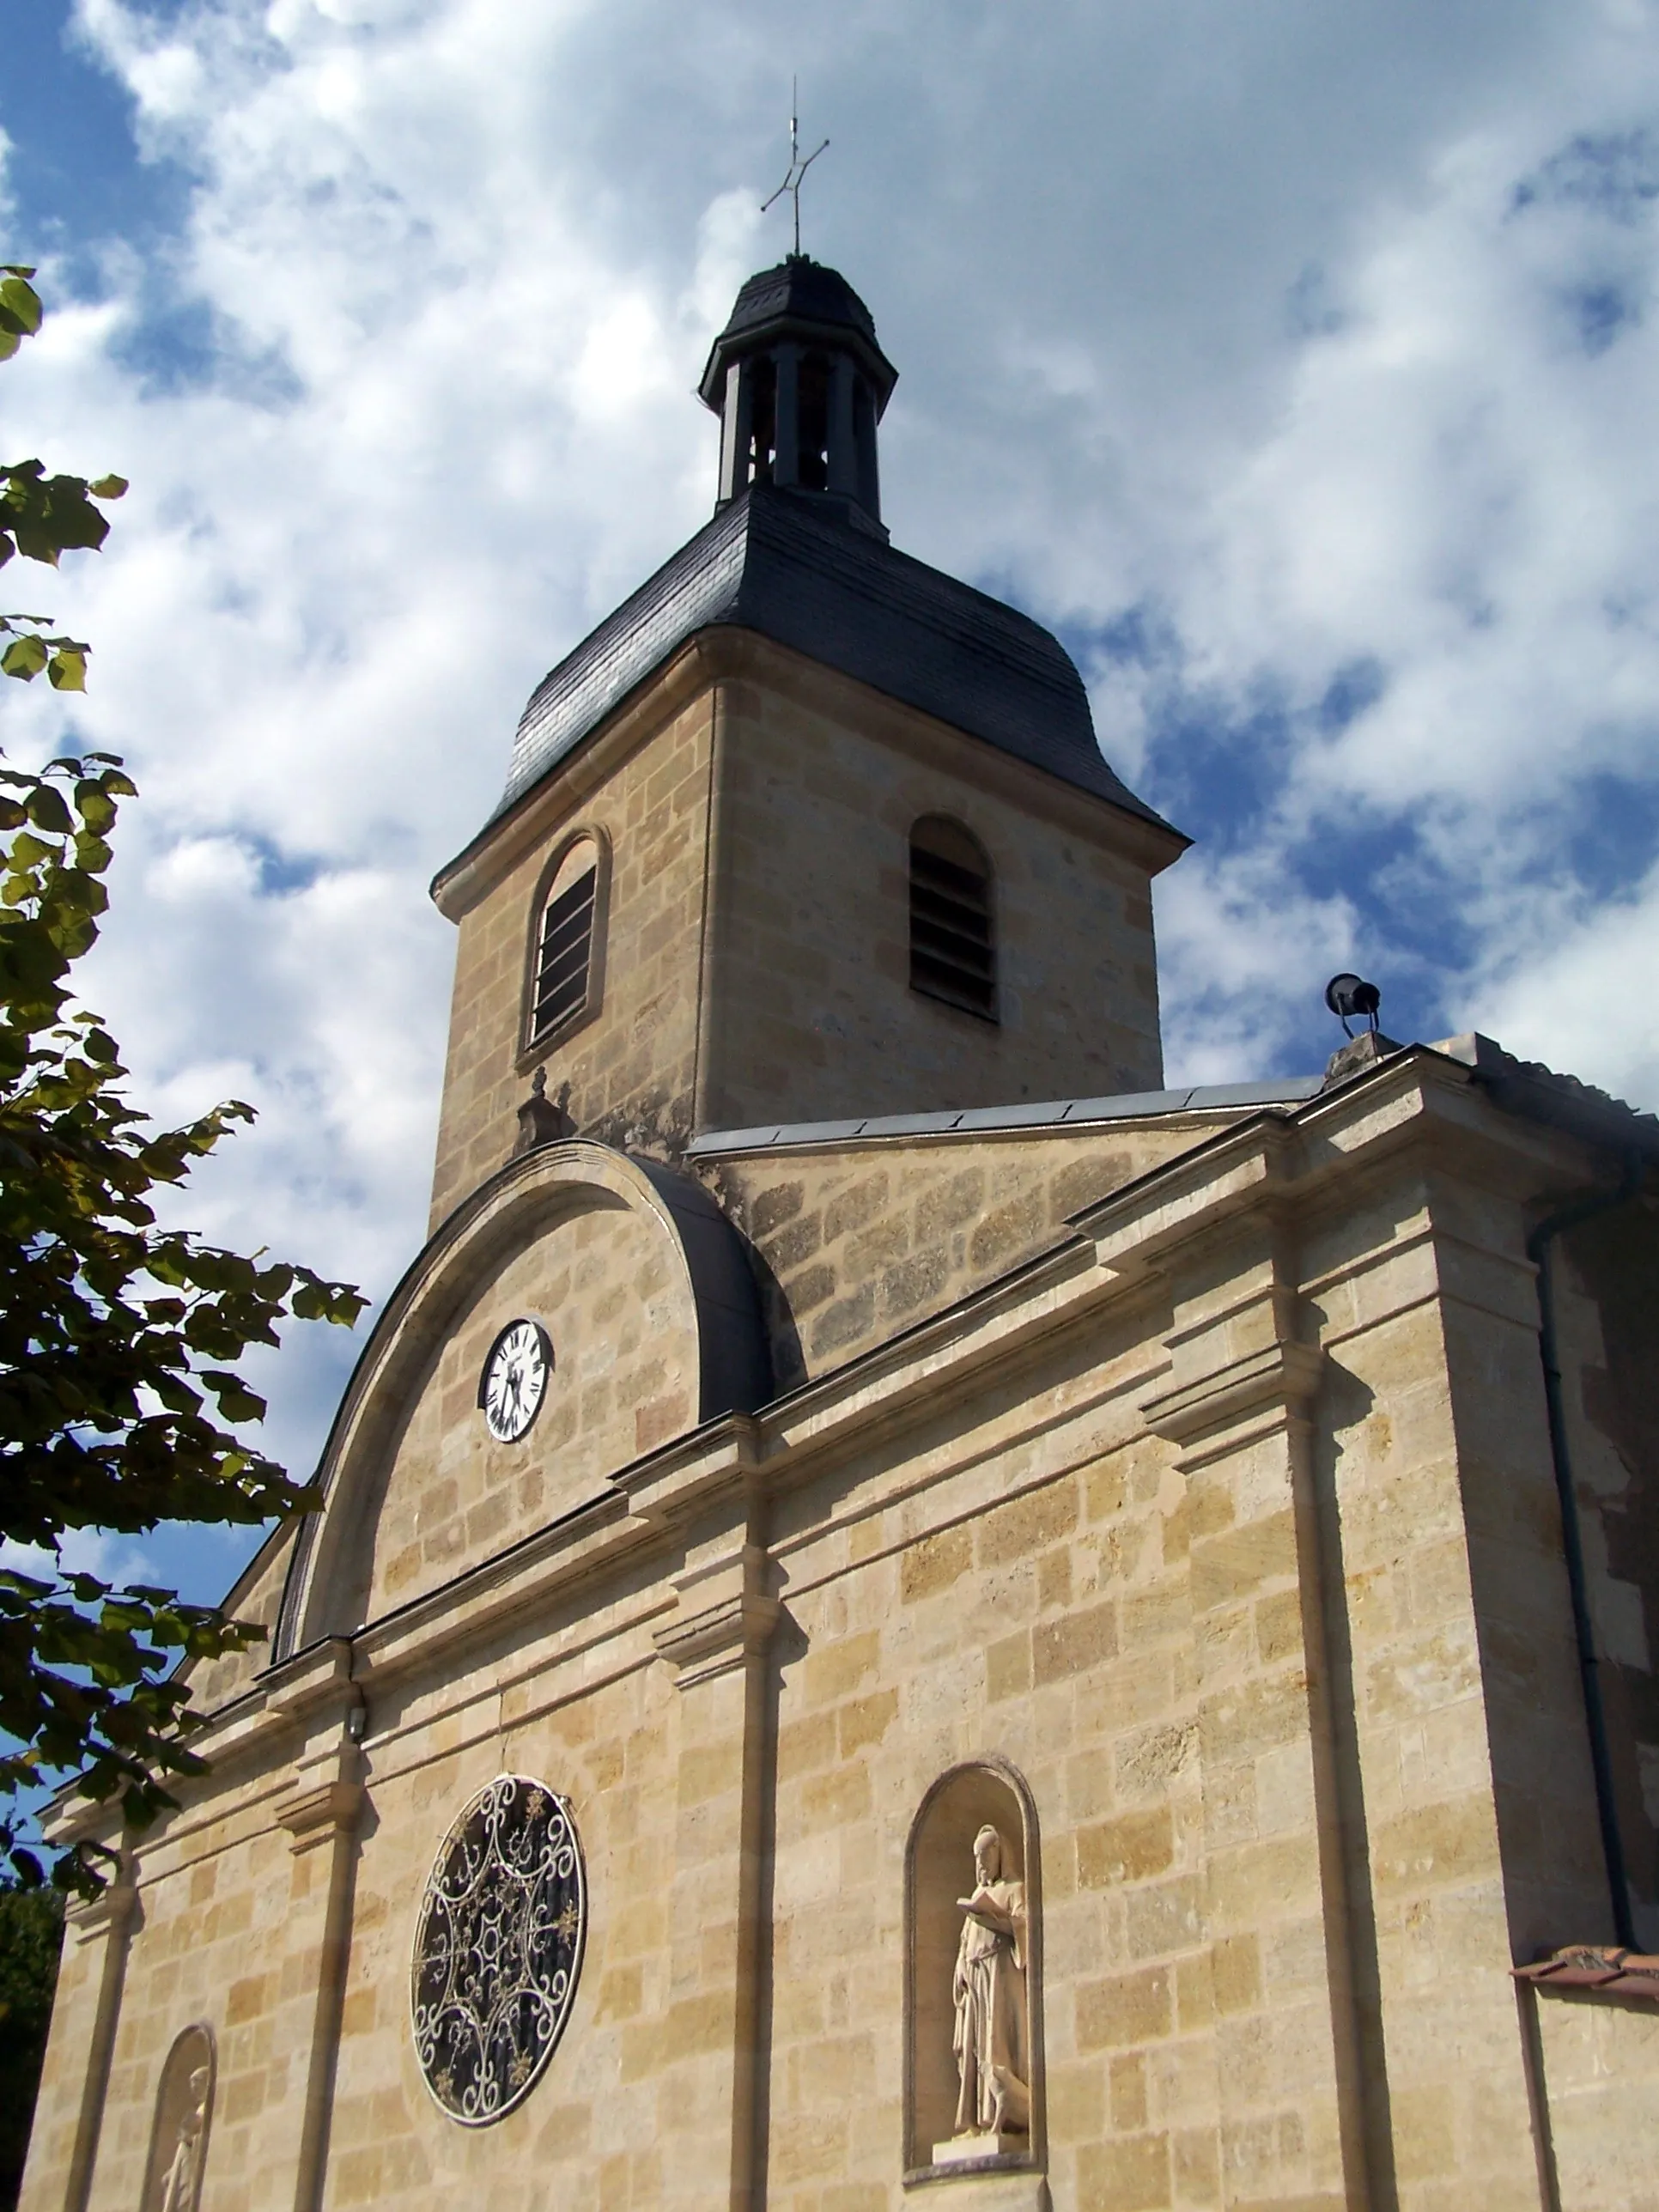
[[425, 259, 1188, 1229]]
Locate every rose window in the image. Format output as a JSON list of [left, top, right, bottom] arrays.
[[410, 1775, 586, 2124]]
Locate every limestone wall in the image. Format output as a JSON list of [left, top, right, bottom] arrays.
[[27, 1056, 1659, 2212], [699, 654, 1170, 1139], [763, 1296, 1192, 2209], [354, 1194, 692, 1623], [697, 1115, 1243, 1390], [1553, 1199, 1659, 1948], [320, 1636, 684, 2210], [1530, 1992, 1659, 2211], [187, 1524, 297, 1714], [428, 633, 1178, 1240], [428, 685, 714, 1231]]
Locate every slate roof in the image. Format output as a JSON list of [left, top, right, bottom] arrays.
[[718, 258, 881, 349], [697, 258, 896, 409], [487, 486, 1177, 837]]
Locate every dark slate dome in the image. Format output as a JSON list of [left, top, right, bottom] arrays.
[[697, 257, 896, 411], [453, 487, 1179, 851]]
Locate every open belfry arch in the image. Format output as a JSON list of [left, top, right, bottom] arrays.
[[22, 255, 1659, 2212]]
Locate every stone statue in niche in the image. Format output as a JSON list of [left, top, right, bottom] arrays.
[[947, 1824, 1030, 2148], [155, 2063, 210, 2212], [141, 2027, 214, 2212]]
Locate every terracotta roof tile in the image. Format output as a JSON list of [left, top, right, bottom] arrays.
[[1513, 1945, 1659, 2002]]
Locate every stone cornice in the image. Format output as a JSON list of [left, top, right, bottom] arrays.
[[1142, 1340, 1324, 1449], [275, 1778, 365, 1856], [431, 627, 1184, 921], [265, 1636, 357, 1723], [651, 1543, 779, 1689], [1069, 1045, 1601, 1287], [65, 1868, 138, 1947]]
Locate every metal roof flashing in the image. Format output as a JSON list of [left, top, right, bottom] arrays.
[[684, 1077, 1325, 1158], [685, 1036, 1659, 1165]]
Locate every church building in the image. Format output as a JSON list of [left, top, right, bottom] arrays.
[[21, 256, 1659, 2212]]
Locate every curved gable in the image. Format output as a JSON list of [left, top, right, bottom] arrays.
[[276, 1142, 768, 1655]]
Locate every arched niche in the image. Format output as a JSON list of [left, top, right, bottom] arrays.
[[276, 1141, 769, 1655], [139, 2022, 215, 2212], [905, 1760, 1044, 2177]]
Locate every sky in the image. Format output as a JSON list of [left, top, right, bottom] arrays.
[[4, 0, 1659, 1610]]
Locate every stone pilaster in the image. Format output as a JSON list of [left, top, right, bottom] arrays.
[[263, 1642, 366, 2212], [58, 1856, 139, 2212], [650, 1528, 779, 2212], [1145, 1224, 1375, 2210]]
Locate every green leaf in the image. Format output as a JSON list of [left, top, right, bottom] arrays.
[[24, 785, 72, 835], [0, 270, 43, 340], [88, 477, 128, 501], [202, 1371, 266, 1424], [46, 648, 87, 692], [2, 635, 47, 681]]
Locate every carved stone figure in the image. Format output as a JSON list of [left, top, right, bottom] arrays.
[[951, 1824, 1030, 2137], [156, 2064, 210, 2212]]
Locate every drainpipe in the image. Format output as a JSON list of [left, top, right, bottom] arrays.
[[1527, 1150, 1645, 1951]]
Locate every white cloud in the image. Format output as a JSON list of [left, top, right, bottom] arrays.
[[0, 0, 1654, 1535], [1451, 858, 1659, 1109], [0, 1528, 156, 1589]]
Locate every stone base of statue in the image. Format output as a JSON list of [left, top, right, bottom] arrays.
[[932, 2132, 1026, 2166]]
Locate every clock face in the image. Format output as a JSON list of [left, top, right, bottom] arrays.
[[478, 1319, 552, 1443]]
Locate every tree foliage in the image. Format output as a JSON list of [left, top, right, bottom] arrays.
[[1, 269, 124, 695], [0, 1877, 64, 2209], [1, 265, 367, 1893]]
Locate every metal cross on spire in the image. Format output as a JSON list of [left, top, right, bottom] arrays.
[[761, 80, 829, 258]]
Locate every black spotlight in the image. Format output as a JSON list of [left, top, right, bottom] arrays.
[[1325, 973, 1381, 1037]]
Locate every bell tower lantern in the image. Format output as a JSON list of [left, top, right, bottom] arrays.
[[698, 257, 897, 534]]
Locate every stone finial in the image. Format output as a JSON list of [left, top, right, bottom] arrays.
[[512, 1067, 574, 1158]]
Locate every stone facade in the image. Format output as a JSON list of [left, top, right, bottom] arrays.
[[24, 1026, 1659, 2212], [21, 262, 1659, 2212]]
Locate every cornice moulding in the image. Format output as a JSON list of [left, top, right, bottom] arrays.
[[1141, 1340, 1324, 1447], [66, 1876, 138, 1946], [275, 1778, 364, 1855], [434, 623, 1183, 921]]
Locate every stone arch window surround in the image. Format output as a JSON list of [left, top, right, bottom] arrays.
[[520, 825, 610, 1064], [138, 2021, 216, 2212], [905, 1759, 1045, 2183]]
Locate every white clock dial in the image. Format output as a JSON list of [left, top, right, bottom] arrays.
[[478, 1319, 552, 1443]]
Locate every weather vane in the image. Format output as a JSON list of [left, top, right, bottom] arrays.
[[761, 79, 828, 259]]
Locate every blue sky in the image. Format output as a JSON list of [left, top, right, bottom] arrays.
[[5, 0, 1659, 1620]]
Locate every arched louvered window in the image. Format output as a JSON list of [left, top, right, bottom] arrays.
[[527, 835, 601, 1047], [909, 816, 997, 1022]]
